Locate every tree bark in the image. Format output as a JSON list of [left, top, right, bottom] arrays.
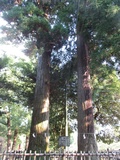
[[28, 49, 51, 152], [7, 115, 11, 152], [25, 136, 29, 151], [12, 129, 18, 150], [77, 34, 98, 158]]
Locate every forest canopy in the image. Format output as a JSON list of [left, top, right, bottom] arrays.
[[0, 0, 120, 152]]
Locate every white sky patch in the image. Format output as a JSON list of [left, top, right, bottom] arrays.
[[1, 44, 23, 56], [0, 13, 7, 25], [0, 15, 29, 61], [0, 43, 29, 61]]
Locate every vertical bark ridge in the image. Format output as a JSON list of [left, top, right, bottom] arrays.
[[28, 50, 51, 152], [77, 34, 98, 157]]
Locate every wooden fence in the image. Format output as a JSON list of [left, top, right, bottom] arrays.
[[0, 150, 120, 160]]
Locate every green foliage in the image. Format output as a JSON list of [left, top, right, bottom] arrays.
[[0, 54, 36, 146], [92, 65, 120, 143], [56, 1, 75, 24], [0, 0, 13, 11], [0, 55, 36, 107], [1, 1, 71, 51], [0, 55, 11, 69], [3, 3, 50, 38], [76, 0, 120, 64], [92, 66, 120, 124]]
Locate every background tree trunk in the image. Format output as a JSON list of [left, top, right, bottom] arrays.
[[7, 115, 11, 152], [12, 129, 18, 150], [28, 50, 51, 152], [77, 34, 98, 158]]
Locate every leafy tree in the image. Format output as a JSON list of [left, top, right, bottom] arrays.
[[92, 66, 120, 143], [0, 54, 34, 150]]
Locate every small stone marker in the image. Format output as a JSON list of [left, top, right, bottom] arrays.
[[58, 136, 70, 147]]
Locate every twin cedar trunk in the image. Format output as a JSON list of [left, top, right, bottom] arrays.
[[28, 37, 98, 153], [77, 34, 98, 154], [28, 38, 98, 154], [28, 50, 51, 152]]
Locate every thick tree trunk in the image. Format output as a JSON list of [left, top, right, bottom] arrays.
[[28, 50, 51, 152], [77, 34, 98, 158]]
